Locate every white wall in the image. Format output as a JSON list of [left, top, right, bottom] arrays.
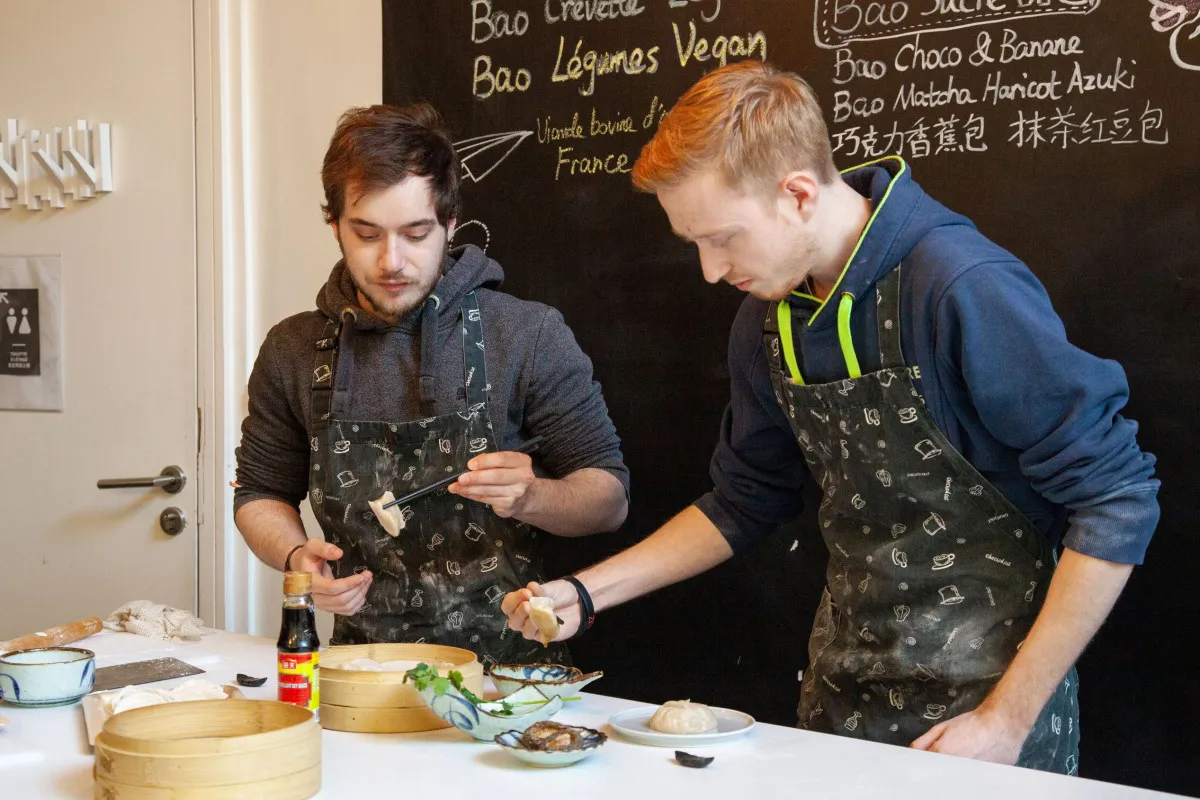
[[221, 0, 382, 642]]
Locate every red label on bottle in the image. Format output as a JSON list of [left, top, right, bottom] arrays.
[[278, 651, 319, 710]]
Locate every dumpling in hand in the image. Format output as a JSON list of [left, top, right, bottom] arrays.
[[648, 699, 719, 734], [528, 596, 560, 646]]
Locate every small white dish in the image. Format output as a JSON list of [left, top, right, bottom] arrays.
[[494, 722, 606, 768], [0, 647, 95, 707], [414, 683, 563, 742], [488, 663, 603, 700], [608, 705, 755, 747]]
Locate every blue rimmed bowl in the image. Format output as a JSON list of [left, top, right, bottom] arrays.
[[495, 721, 607, 768], [413, 683, 562, 742], [488, 663, 603, 700], [0, 647, 95, 707]]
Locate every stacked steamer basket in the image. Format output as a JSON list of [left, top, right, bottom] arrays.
[[319, 643, 483, 733], [93, 699, 320, 799]]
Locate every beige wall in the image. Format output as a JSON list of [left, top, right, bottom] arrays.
[[235, 0, 382, 641]]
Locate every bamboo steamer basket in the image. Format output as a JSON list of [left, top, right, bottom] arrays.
[[93, 699, 319, 799], [319, 643, 482, 733]]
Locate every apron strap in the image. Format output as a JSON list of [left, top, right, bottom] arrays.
[[875, 265, 905, 370], [418, 295, 441, 417], [332, 309, 358, 415], [311, 294, 488, 424], [460, 291, 489, 410], [309, 318, 340, 432]]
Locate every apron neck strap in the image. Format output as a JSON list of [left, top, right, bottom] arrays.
[[876, 265, 905, 371], [417, 294, 441, 417], [310, 294, 489, 423], [460, 291, 489, 411], [309, 317, 340, 430]]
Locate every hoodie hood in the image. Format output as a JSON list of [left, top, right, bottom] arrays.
[[807, 156, 975, 329], [316, 244, 505, 332]]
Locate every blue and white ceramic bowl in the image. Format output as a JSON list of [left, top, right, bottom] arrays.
[[488, 663, 603, 700], [414, 683, 562, 742], [0, 647, 96, 707], [495, 722, 607, 768]]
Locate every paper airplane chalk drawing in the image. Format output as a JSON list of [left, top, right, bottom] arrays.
[[454, 131, 532, 183]]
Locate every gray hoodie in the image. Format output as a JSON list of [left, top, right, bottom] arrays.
[[234, 245, 628, 513]]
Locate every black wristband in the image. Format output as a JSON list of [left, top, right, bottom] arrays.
[[561, 575, 595, 639], [284, 543, 306, 572]]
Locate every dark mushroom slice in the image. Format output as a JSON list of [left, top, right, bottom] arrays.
[[235, 673, 268, 687], [675, 750, 715, 768]]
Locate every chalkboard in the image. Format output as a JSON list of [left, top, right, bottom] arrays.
[[382, 2, 1200, 792]]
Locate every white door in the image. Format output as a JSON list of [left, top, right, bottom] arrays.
[[0, 1, 198, 640]]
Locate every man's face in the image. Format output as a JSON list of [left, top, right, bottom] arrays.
[[657, 168, 820, 302], [333, 176, 454, 322]]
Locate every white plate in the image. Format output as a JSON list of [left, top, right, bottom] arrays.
[[608, 705, 755, 747]]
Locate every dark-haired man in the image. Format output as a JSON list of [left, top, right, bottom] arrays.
[[235, 103, 628, 664]]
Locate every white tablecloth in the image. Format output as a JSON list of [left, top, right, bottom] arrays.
[[0, 631, 1179, 799]]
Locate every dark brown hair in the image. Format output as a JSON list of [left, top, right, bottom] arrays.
[[321, 103, 461, 226]]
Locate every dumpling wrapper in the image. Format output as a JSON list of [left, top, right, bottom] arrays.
[[166, 679, 228, 702], [369, 491, 405, 537], [111, 689, 168, 714], [107, 679, 228, 714], [528, 596, 560, 646], [648, 700, 719, 735]]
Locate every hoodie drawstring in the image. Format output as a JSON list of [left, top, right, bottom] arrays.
[[777, 293, 862, 385]]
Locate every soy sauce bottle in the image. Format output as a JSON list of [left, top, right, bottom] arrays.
[[277, 571, 320, 714]]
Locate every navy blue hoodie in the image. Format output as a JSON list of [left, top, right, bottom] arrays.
[[694, 156, 1159, 565]]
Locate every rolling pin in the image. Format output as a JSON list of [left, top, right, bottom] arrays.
[[0, 616, 104, 654]]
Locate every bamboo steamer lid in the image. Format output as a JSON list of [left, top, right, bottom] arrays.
[[93, 699, 319, 799], [320, 643, 482, 733]]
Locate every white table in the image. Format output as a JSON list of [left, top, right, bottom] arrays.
[[0, 631, 1179, 799]]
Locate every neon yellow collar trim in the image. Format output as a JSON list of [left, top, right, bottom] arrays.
[[776, 155, 904, 383]]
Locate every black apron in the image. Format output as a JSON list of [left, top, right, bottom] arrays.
[[765, 267, 1079, 774], [307, 292, 570, 667]]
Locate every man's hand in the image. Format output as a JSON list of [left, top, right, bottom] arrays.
[[501, 581, 580, 643], [910, 703, 1029, 765], [291, 539, 373, 615], [449, 449, 537, 518]]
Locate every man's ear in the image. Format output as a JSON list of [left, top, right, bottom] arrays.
[[446, 218, 457, 242], [779, 171, 821, 221]]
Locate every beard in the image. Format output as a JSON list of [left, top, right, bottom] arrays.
[[343, 236, 450, 323]]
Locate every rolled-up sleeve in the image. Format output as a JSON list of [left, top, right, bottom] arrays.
[[234, 330, 311, 513], [694, 300, 810, 553]]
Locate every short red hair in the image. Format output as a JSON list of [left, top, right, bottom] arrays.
[[633, 60, 837, 193]]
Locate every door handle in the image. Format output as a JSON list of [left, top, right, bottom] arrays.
[[97, 465, 186, 494]]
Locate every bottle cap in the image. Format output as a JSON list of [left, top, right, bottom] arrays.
[[283, 571, 312, 595]]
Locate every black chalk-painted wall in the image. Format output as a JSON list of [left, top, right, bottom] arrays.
[[381, 1, 1200, 792]]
